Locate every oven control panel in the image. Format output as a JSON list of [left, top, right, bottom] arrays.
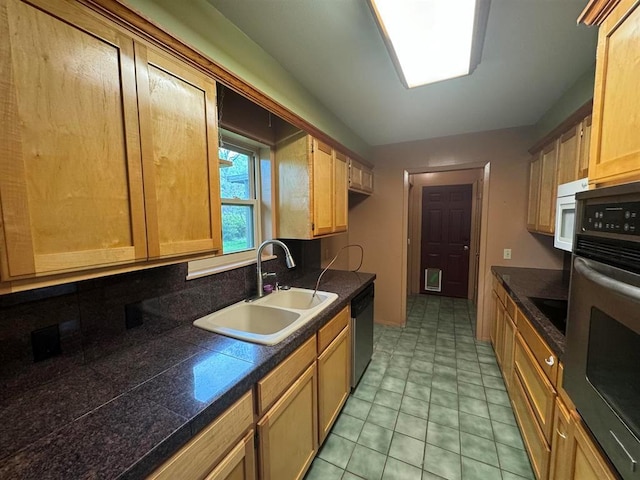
[[583, 202, 640, 235]]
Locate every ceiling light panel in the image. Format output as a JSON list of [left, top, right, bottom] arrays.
[[370, 0, 481, 88]]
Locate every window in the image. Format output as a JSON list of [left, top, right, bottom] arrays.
[[187, 131, 274, 279], [219, 144, 257, 254]]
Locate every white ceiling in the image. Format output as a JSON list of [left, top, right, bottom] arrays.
[[207, 0, 597, 147]]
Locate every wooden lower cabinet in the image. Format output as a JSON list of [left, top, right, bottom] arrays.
[[549, 399, 574, 480], [571, 416, 619, 480], [514, 334, 556, 443], [501, 311, 516, 390], [512, 370, 551, 480], [149, 391, 253, 480], [257, 363, 318, 480], [206, 430, 256, 480], [548, 398, 619, 480], [317, 324, 351, 444]]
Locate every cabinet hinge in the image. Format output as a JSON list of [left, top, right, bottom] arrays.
[[312, 223, 315, 231]]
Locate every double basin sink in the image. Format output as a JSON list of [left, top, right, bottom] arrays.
[[193, 288, 338, 345]]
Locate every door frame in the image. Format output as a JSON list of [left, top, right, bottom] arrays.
[[401, 164, 490, 333]]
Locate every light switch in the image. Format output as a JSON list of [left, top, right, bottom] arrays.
[[503, 248, 512, 260]]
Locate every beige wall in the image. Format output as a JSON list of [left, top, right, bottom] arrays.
[[346, 127, 564, 337], [408, 170, 484, 298]]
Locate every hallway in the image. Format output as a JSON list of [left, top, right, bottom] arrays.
[[305, 295, 534, 480]]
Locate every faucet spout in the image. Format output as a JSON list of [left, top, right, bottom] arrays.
[[256, 240, 296, 297]]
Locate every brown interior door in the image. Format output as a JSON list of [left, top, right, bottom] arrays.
[[420, 184, 472, 298]]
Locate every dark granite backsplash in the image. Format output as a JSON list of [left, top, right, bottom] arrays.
[[0, 239, 320, 405]]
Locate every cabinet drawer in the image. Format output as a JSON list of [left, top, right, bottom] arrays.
[[517, 310, 558, 386], [515, 334, 556, 444], [318, 306, 350, 353], [257, 335, 316, 415], [150, 390, 253, 480], [512, 371, 551, 480]]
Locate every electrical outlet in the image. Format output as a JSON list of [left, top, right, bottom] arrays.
[[503, 248, 512, 260]]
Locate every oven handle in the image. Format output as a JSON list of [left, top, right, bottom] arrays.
[[574, 257, 640, 303]]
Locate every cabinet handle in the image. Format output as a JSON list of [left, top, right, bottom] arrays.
[[545, 356, 555, 366], [556, 429, 567, 440]]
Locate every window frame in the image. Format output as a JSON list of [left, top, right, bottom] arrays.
[[187, 131, 274, 279]]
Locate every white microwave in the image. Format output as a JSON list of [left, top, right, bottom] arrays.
[[555, 178, 589, 252]]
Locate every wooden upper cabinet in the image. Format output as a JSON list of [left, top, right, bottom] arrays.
[[0, 0, 223, 288], [333, 151, 348, 233], [527, 153, 542, 232], [577, 116, 592, 180], [537, 142, 559, 234], [135, 44, 222, 259], [348, 158, 373, 194], [581, 0, 640, 186], [0, 0, 147, 280], [557, 124, 581, 185], [312, 140, 334, 236], [276, 134, 349, 239]]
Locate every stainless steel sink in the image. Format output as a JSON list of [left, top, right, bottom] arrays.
[[193, 288, 338, 345]]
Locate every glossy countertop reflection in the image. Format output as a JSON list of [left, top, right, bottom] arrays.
[[0, 270, 375, 480]]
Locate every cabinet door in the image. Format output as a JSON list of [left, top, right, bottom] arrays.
[[205, 430, 256, 480], [557, 125, 580, 185], [571, 416, 618, 480], [349, 160, 363, 190], [312, 140, 334, 237], [537, 142, 559, 234], [258, 363, 318, 480], [549, 399, 574, 480], [577, 116, 591, 180], [494, 298, 506, 367], [318, 325, 351, 445], [0, 0, 147, 280], [589, 0, 640, 186], [361, 166, 374, 193], [490, 290, 499, 347], [501, 311, 516, 391], [527, 154, 542, 232], [333, 152, 348, 233], [135, 44, 222, 259]]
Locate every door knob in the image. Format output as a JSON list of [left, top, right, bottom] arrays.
[[464, 245, 469, 251]]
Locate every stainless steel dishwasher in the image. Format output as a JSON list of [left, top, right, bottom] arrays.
[[351, 282, 374, 388]]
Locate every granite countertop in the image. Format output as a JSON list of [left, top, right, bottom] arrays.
[[0, 269, 375, 480], [491, 266, 569, 358]]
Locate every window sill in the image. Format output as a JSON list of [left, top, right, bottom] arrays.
[[186, 254, 277, 280]]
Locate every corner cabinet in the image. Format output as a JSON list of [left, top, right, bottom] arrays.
[[276, 134, 348, 239], [581, 0, 640, 186], [0, 0, 222, 289]]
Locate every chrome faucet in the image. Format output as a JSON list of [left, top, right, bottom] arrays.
[[255, 239, 296, 297]]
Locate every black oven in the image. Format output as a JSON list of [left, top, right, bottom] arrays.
[[564, 182, 640, 480]]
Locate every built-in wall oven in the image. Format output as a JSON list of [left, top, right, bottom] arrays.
[[564, 182, 640, 480]]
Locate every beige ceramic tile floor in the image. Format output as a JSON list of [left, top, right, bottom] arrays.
[[305, 295, 535, 480]]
